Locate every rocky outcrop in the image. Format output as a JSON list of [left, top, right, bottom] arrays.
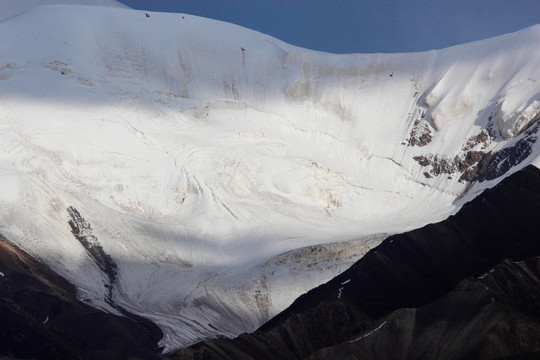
[[404, 111, 433, 147], [67, 206, 118, 302], [168, 165, 540, 359], [413, 116, 540, 182], [0, 236, 162, 360]]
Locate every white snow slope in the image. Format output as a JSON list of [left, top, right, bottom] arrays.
[[0, 0, 128, 21], [2, 4, 540, 352]]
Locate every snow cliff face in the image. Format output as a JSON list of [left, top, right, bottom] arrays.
[[1, 4, 540, 352]]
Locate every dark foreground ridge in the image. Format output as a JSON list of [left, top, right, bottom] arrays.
[[0, 235, 162, 360], [169, 165, 540, 360]]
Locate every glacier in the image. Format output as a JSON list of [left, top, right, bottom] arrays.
[[2, 2, 540, 352]]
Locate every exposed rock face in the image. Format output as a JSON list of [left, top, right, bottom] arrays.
[[0, 236, 162, 360], [404, 111, 433, 147], [413, 119, 540, 183], [168, 165, 540, 360], [475, 125, 538, 182]]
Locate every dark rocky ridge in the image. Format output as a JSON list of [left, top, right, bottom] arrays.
[[0, 235, 162, 360], [311, 257, 540, 359], [168, 165, 540, 360]]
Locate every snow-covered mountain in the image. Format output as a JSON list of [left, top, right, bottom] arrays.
[[1, 3, 540, 353]]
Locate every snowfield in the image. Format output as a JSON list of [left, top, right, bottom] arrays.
[[2, 2, 540, 352]]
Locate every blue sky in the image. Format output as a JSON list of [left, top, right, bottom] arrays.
[[117, 0, 540, 54]]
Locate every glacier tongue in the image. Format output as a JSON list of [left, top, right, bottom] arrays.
[[2, 4, 540, 352]]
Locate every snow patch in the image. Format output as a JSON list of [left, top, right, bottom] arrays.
[[337, 278, 351, 299], [350, 321, 388, 342], [495, 89, 540, 138]]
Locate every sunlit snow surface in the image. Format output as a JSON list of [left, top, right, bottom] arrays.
[[2, 4, 540, 351]]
